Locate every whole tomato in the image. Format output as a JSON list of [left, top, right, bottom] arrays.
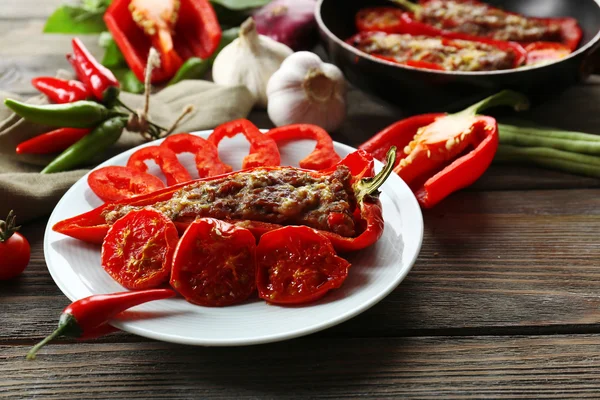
[[0, 211, 30, 280]]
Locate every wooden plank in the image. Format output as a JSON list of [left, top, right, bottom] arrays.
[[3, 335, 600, 399], [3, 189, 599, 341]]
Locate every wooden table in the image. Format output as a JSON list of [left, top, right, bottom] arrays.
[[2, 1, 600, 398]]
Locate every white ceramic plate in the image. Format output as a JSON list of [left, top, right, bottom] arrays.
[[44, 131, 423, 346]]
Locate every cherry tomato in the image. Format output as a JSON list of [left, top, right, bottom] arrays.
[[88, 166, 166, 202], [256, 226, 351, 305], [0, 211, 30, 280], [525, 42, 572, 66], [101, 209, 179, 290], [127, 146, 192, 186], [356, 7, 404, 33], [170, 218, 256, 307]]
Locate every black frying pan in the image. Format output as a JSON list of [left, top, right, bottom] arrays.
[[316, 0, 600, 112]]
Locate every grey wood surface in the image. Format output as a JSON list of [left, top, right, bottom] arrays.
[[1, 1, 600, 399]]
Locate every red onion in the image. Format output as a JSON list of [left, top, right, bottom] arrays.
[[253, 0, 319, 51]]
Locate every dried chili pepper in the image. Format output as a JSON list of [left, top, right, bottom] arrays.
[[360, 90, 529, 208], [4, 98, 116, 129], [388, 0, 582, 51], [104, 0, 222, 83], [208, 119, 281, 169], [265, 124, 342, 170], [69, 38, 121, 106], [31, 77, 90, 104], [160, 133, 232, 178], [51, 147, 396, 253], [16, 128, 91, 155], [127, 146, 192, 185], [26, 289, 176, 360], [42, 117, 127, 174]]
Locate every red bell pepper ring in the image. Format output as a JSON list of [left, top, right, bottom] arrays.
[[51, 148, 395, 254], [69, 38, 120, 106], [208, 119, 281, 169], [360, 90, 529, 208], [104, 0, 221, 83], [31, 77, 90, 104], [390, 0, 582, 52], [16, 127, 90, 155], [525, 42, 572, 66], [160, 133, 232, 178], [127, 146, 192, 186], [265, 124, 342, 170]]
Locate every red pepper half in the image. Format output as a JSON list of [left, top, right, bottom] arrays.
[[127, 146, 192, 186], [16, 127, 90, 155], [69, 38, 120, 106], [265, 124, 342, 170], [104, 0, 222, 83], [525, 42, 573, 66], [31, 77, 90, 104], [26, 289, 176, 360], [51, 148, 395, 253], [160, 133, 232, 178], [389, 0, 582, 51], [360, 90, 529, 208], [208, 119, 281, 169]]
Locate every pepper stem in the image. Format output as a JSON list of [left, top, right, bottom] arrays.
[[0, 210, 20, 243], [456, 90, 530, 117], [26, 313, 82, 361], [354, 146, 397, 204], [389, 0, 420, 13]]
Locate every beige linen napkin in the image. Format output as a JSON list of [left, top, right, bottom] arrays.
[[0, 80, 255, 223]]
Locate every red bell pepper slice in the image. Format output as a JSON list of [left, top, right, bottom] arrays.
[[104, 0, 221, 83], [525, 42, 572, 66], [208, 119, 281, 169], [51, 148, 394, 254], [31, 77, 90, 104], [360, 90, 529, 208], [160, 133, 232, 178], [88, 166, 166, 202], [127, 146, 192, 185], [265, 124, 342, 170], [16, 127, 90, 155]]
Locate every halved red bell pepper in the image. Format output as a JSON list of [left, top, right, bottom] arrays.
[[389, 0, 582, 51], [104, 0, 222, 83], [524, 42, 572, 66], [51, 148, 395, 253], [265, 124, 342, 170], [360, 90, 529, 208]]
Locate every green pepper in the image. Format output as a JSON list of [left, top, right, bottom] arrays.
[[41, 117, 127, 174], [4, 99, 117, 128]]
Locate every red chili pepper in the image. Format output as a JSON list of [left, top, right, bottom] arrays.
[[26, 289, 176, 360], [104, 0, 222, 83], [69, 38, 120, 105], [524, 42, 572, 66], [51, 148, 395, 253], [16, 127, 90, 155], [389, 0, 582, 51], [31, 77, 90, 104], [160, 133, 232, 178], [208, 119, 281, 169], [265, 124, 342, 170], [360, 90, 529, 208], [127, 146, 192, 186]]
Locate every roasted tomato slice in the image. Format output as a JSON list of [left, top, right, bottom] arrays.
[[355, 7, 404, 33], [256, 226, 351, 305], [127, 146, 192, 186], [170, 218, 256, 307], [88, 166, 166, 202], [101, 209, 179, 290]]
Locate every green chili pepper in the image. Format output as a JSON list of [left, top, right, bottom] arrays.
[[168, 27, 240, 86], [41, 117, 127, 174], [4, 99, 117, 128]]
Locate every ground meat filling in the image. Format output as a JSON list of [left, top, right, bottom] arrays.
[[350, 32, 515, 71], [103, 166, 358, 237], [417, 0, 562, 43]]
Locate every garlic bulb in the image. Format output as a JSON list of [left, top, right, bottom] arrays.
[[212, 17, 293, 108], [267, 51, 347, 132]]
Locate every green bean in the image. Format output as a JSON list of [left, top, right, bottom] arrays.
[[498, 123, 600, 142], [494, 145, 600, 178], [499, 126, 600, 156]]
